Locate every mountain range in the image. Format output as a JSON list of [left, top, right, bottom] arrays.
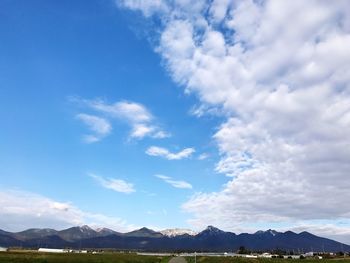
[[0, 225, 349, 252]]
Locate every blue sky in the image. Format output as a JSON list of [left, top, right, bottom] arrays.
[[2, 0, 350, 243], [0, 0, 225, 231]]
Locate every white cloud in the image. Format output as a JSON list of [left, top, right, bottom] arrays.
[[130, 124, 154, 139], [189, 104, 222, 117], [76, 113, 112, 143], [209, 0, 231, 23], [123, 0, 350, 236], [155, 174, 192, 189], [75, 99, 169, 140], [119, 0, 169, 17], [89, 100, 152, 123], [197, 153, 209, 160], [152, 130, 171, 139], [146, 146, 195, 160], [89, 173, 135, 194], [0, 190, 136, 232]]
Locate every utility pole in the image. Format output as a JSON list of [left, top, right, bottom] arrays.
[[194, 252, 197, 263]]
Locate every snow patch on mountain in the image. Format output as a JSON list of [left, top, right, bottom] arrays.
[[161, 228, 197, 237], [255, 229, 280, 236], [79, 225, 93, 232]]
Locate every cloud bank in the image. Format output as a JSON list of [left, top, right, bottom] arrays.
[[0, 190, 135, 232], [121, 0, 350, 235]]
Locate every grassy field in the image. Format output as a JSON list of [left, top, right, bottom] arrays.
[[0, 252, 170, 263], [0, 252, 350, 263]]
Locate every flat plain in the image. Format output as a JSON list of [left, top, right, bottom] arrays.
[[0, 252, 169, 263], [1, 252, 350, 263]]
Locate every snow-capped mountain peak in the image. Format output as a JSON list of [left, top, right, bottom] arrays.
[[255, 229, 280, 236], [206, 225, 219, 231], [161, 228, 197, 237], [204, 225, 224, 233], [95, 227, 117, 236], [79, 225, 93, 232]]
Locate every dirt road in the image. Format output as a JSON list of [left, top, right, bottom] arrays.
[[168, 256, 187, 263]]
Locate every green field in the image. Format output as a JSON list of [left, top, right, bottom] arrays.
[[0, 252, 169, 263], [0, 252, 349, 263]]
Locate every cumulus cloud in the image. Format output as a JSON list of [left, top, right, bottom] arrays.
[[74, 98, 170, 140], [122, 0, 350, 236], [76, 113, 112, 143], [146, 146, 195, 160], [155, 174, 192, 189], [0, 190, 135, 232], [120, 0, 169, 17], [89, 173, 135, 194]]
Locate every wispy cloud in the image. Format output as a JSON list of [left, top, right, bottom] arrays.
[[146, 146, 195, 160], [76, 113, 112, 143], [152, 130, 171, 139], [198, 153, 209, 160], [89, 100, 152, 123], [89, 173, 135, 194], [155, 174, 192, 189], [72, 98, 170, 140]]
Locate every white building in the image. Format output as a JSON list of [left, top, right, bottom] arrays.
[[260, 253, 273, 258], [0, 247, 8, 252], [38, 248, 68, 253], [304, 252, 315, 257]]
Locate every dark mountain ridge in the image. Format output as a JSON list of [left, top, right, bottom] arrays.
[[124, 227, 163, 238], [0, 225, 349, 252]]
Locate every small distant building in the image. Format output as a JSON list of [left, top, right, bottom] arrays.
[[234, 254, 258, 258], [0, 247, 8, 252], [260, 253, 273, 258], [38, 248, 68, 253], [304, 252, 315, 257]]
